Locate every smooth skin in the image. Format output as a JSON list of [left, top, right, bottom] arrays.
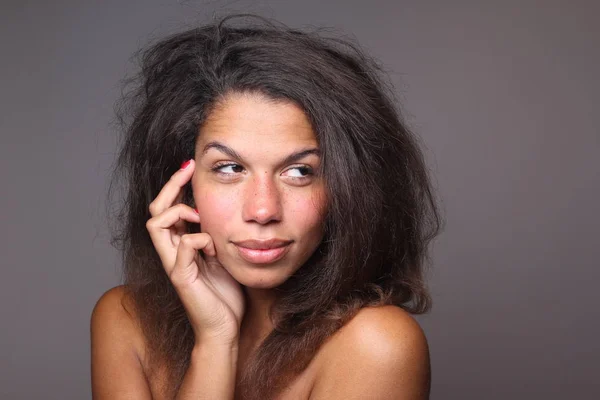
[[91, 92, 430, 399]]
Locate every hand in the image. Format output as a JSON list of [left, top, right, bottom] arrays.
[[146, 159, 245, 346]]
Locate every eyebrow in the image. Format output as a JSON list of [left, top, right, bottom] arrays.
[[201, 141, 320, 166]]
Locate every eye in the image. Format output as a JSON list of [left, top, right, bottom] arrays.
[[212, 163, 245, 175], [282, 165, 313, 179]]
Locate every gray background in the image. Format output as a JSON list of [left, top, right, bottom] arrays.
[[1, 0, 598, 399]]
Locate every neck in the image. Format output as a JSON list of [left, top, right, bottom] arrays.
[[240, 286, 277, 344]]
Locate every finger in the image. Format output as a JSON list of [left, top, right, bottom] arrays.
[[199, 234, 218, 263], [197, 239, 222, 283], [173, 209, 193, 235], [171, 233, 215, 285], [146, 204, 201, 267], [148, 159, 195, 217]]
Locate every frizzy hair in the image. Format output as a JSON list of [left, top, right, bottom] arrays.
[[107, 13, 443, 400]]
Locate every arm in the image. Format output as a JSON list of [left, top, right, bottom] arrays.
[[91, 286, 239, 400], [309, 305, 431, 400], [175, 341, 239, 400]]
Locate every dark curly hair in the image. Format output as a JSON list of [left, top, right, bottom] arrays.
[[107, 13, 443, 400]]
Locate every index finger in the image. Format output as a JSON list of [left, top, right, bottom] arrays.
[[148, 159, 195, 217]]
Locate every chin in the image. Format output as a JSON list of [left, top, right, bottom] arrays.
[[221, 260, 296, 289]]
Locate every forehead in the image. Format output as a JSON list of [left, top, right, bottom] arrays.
[[197, 92, 317, 147]]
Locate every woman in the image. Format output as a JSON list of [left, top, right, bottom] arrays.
[[91, 14, 442, 400]]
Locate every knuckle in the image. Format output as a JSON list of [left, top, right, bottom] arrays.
[[145, 218, 156, 230], [148, 202, 158, 216], [179, 234, 194, 247]]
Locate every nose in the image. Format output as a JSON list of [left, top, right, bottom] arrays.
[[242, 172, 283, 224]]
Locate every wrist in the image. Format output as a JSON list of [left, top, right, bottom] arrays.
[[191, 339, 239, 368], [194, 335, 239, 351]]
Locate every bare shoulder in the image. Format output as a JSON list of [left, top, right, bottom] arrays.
[[340, 305, 429, 357], [91, 285, 152, 399], [91, 285, 135, 318], [311, 305, 430, 400], [91, 285, 141, 341]]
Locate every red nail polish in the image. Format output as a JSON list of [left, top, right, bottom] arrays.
[[193, 208, 199, 214], [180, 160, 191, 169]]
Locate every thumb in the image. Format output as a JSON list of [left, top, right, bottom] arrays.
[[200, 235, 219, 265]]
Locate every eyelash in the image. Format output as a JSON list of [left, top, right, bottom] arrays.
[[211, 162, 314, 181]]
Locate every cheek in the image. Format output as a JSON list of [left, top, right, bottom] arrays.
[[288, 190, 328, 233], [194, 188, 239, 235]]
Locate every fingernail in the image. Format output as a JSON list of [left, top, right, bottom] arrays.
[[180, 159, 192, 169], [193, 208, 199, 214]]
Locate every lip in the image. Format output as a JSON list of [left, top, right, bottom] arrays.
[[232, 239, 292, 250], [232, 239, 292, 264]]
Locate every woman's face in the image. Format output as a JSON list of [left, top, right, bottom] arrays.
[[192, 92, 327, 289]]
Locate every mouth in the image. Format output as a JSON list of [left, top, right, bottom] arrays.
[[232, 239, 293, 264]]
